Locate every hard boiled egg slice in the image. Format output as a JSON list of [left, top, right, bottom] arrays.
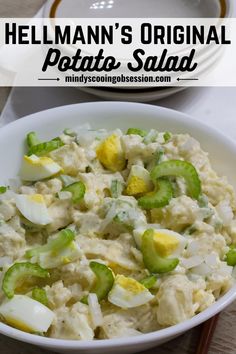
[[133, 227, 187, 257], [36, 241, 81, 269], [153, 229, 187, 257], [108, 275, 154, 308], [96, 134, 126, 172], [19, 155, 62, 181], [0, 295, 54, 333], [126, 165, 153, 196], [133, 224, 161, 248], [15, 194, 52, 225]]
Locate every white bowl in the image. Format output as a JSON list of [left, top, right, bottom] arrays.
[[78, 46, 223, 102], [0, 102, 236, 354], [44, 0, 231, 19]]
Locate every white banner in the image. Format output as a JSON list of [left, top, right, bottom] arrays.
[[0, 18, 235, 87]]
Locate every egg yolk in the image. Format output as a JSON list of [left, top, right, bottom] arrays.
[[96, 134, 126, 172], [4, 316, 33, 333], [24, 155, 54, 166], [153, 232, 179, 257], [27, 194, 45, 204], [116, 275, 145, 294], [126, 176, 150, 196]]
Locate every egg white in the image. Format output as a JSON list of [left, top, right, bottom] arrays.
[[34, 241, 81, 268], [108, 276, 154, 308], [158, 229, 187, 257], [127, 165, 153, 188], [133, 227, 187, 257], [0, 295, 54, 333], [19, 155, 62, 181], [133, 224, 161, 249], [15, 194, 52, 225]]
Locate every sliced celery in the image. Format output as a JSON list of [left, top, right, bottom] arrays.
[[2, 262, 49, 299], [141, 229, 179, 274], [0, 186, 7, 194], [81, 262, 114, 304], [32, 287, 48, 306], [151, 160, 201, 199], [26, 132, 40, 148], [61, 181, 86, 204], [140, 275, 157, 289], [126, 128, 147, 137], [28, 138, 64, 157], [25, 229, 75, 259], [138, 179, 173, 209]]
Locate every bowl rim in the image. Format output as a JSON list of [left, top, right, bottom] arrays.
[[224, 0, 234, 18], [0, 101, 236, 349], [44, 0, 233, 19]]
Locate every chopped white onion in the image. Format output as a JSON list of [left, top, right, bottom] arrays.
[[218, 262, 233, 276], [99, 203, 117, 232], [88, 293, 103, 328], [80, 256, 89, 266], [199, 207, 214, 220], [191, 263, 211, 276], [204, 254, 218, 268], [60, 175, 77, 187], [85, 149, 96, 160], [181, 255, 204, 269], [186, 240, 200, 256], [0, 190, 16, 201], [19, 186, 35, 195], [0, 256, 13, 267], [57, 191, 72, 200], [179, 137, 200, 154], [77, 129, 108, 147], [66, 224, 77, 232], [216, 200, 234, 226], [187, 273, 203, 282], [9, 178, 22, 192]]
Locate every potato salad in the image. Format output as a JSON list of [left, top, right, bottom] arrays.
[[0, 125, 236, 340]]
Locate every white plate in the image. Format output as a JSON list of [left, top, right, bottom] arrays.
[[43, 0, 232, 93], [79, 86, 186, 101], [44, 0, 228, 19], [78, 47, 223, 101], [1, 102, 236, 354], [110, 39, 223, 91]]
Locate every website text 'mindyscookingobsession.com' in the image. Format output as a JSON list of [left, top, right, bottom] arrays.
[[63, 73, 171, 84]]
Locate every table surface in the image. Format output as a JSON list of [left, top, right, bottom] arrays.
[[0, 1, 236, 353]]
